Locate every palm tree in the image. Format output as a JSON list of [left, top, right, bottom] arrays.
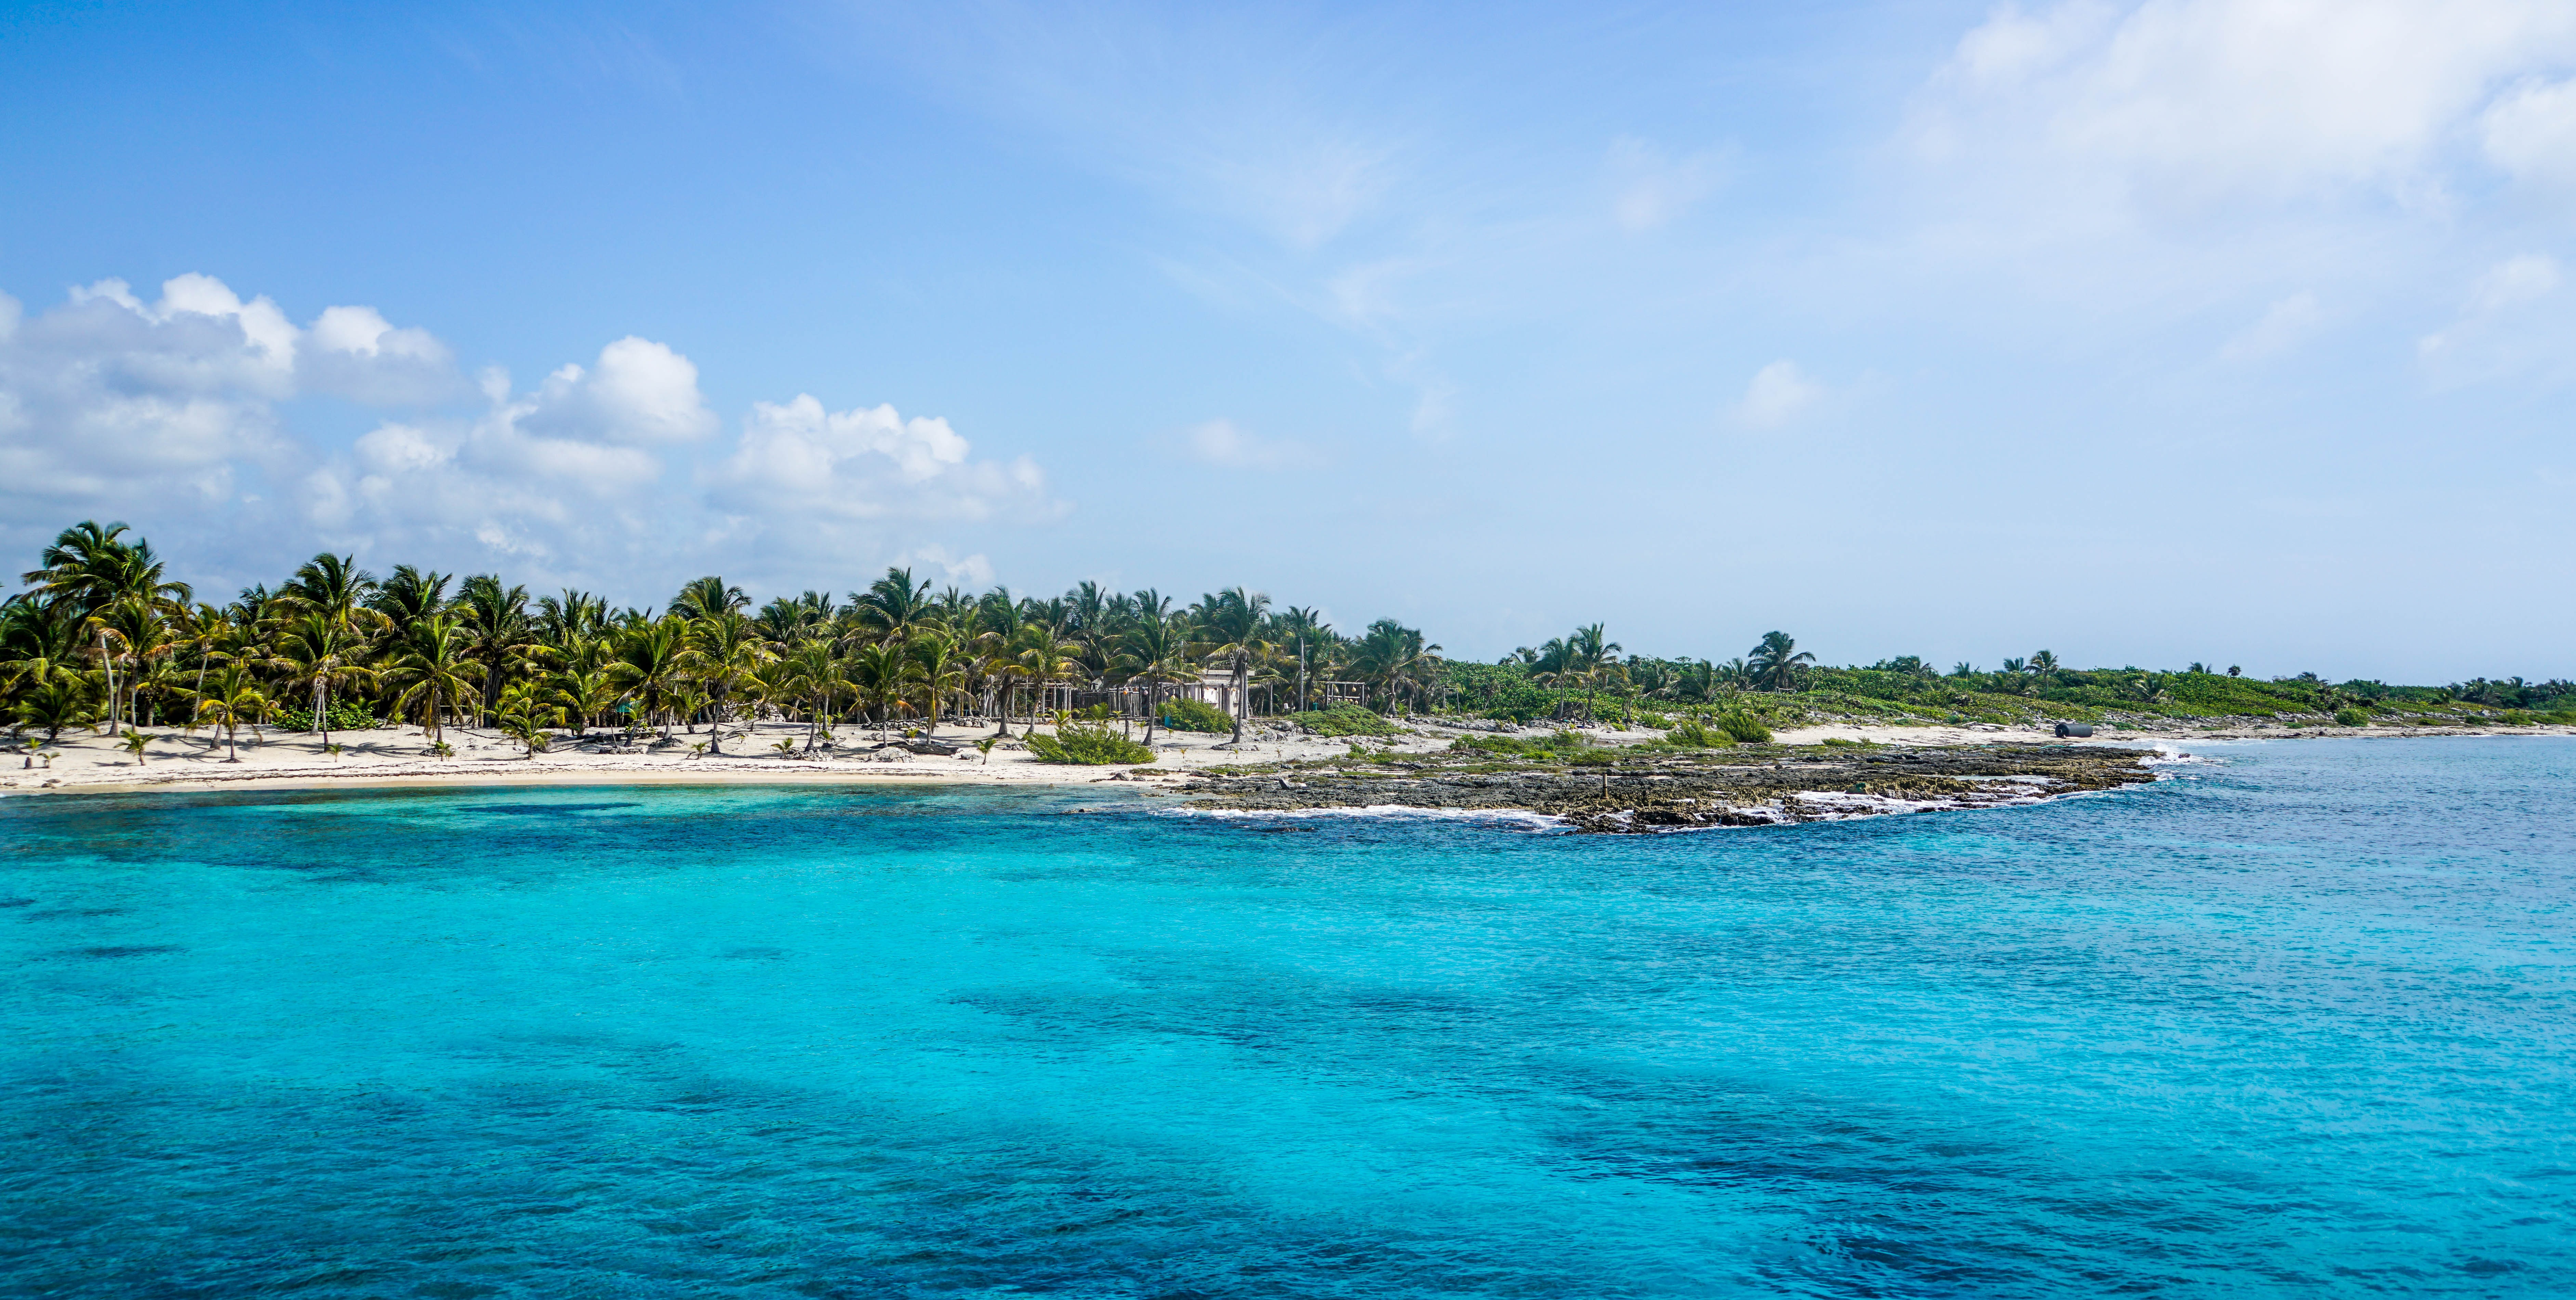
[[274, 612, 378, 747], [671, 575, 749, 622], [384, 615, 479, 746], [456, 575, 541, 726], [283, 553, 380, 629], [13, 678, 96, 746], [1187, 587, 1271, 743], [852, 567, 936, 660], [680, 610, 770, 754], [1013, 625, 1086, 735], [1348, 619, 1442, 717], [1747, 631, 1815, 693], [188, 664, 268, 762], [908, 631, 966, 735], [24, 521, 191, 615], [370, 565, 452, 640], [1120, 612, 1193, 741], [2028, 650, 2059, 684], [608, 618, 688, 740], [551, 667, 621, 738], [842, 642, 908, 739], [776, 639, 844, 751]]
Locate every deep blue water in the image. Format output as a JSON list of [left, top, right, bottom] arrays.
[[3, 738, 2573, 1298]]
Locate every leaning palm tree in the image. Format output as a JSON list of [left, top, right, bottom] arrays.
[[1186, 587, 1271, 744], [383, 615, 479, 746], [1747, 631, 1815, 693]]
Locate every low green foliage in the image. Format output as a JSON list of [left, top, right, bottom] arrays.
[[274, 700, 381, 731], [1663, 719, 1735, 749], [1297, 705, 1397, 737], [2498, 710, 2535, 726], [1819, 736, 1874, 747], [1027, 721, 1156, 764], [2333, 708, 2372, 727], [1158, 697, 1234, 733], [1715, 712, 1772, 744]]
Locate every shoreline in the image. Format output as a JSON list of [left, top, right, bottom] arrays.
[[3, 719, 2567, 801]]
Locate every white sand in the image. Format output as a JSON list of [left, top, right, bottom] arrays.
[[5, 714, 2563, 797]]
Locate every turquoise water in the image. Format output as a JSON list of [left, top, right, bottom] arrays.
[[3, 739, 2573, 1297]]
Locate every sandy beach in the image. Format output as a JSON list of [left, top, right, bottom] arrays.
[[7, 712, 2564, 799]]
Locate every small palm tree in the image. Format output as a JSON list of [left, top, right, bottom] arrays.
[[13, 679, 97, 746], [120, 728, 148, 765], [189, 665, 267, 762]]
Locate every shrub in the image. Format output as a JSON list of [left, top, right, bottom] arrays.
[[1715, 712, 1772, 744], [2333, 708, 2371, 727], [2499, 710, 2536, 726], [1664, 720, 1735, 749], [1158, 697, 1234, 733], [1027, 721, 1156, 764], [1298, 705, 1397, 738], [273, 700, 381, 731]]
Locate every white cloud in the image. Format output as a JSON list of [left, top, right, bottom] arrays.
[[1, 272, 1061, 594], [707, 394, 1050, 523], [1735, 360, 1823, 428], [2481, 76, 2576, 188], [1606, 137, 1723, 232], [897, 543, 996, 589], [520, 336, 718, 445], [2219, 290, 2323, 361], [1181, 418, 1298, 471], [2416, 253, 2565, 379], [1917, 0, 2576, 210]]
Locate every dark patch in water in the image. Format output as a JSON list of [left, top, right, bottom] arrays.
[[26, 907, 130, 920], [0, 897, 36, 908], [718, 946, 788, 961], [457, 803, 640, 816], [51, 944, 185, 960], [1252, 826, 1319, 835]]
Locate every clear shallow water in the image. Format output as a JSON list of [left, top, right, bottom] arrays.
[[3, 739, 2572, 1298]]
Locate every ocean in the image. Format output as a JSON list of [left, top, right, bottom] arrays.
[[4, 737, 2572, 1297]]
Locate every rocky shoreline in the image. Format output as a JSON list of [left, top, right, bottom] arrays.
[[1172, 743, 2164, 833]]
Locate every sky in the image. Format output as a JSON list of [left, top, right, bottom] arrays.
[[1, 0, 2570, 681]]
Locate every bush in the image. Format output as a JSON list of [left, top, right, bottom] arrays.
[[1663, 720, 1735, 749], [1158, 697, 1234, 733], [2333, 708, 2371, 727], [1298, 705, 1397, 738], [2499, 710, 2536, 726], [1027, 721, 1156, 765], [1715, 712, 1772, 744], [273, 700, 381, 731]]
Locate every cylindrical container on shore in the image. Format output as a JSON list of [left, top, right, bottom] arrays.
[[2055, 722, 2095, 738]]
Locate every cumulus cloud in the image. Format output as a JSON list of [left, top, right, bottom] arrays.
[[2482, 77, 2576, 188], [897, 543, 996, 588], [520, 336, 718, 445], [1, 272, 1061, 592], [1734, 360, 1823, 428], [706, 394, 1051, 524], [1179, 418, 1300, 471]]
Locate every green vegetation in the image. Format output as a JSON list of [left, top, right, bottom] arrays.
[[1296, 705, 1398, 737], [1026, 721, 1155, 765], [1157, 697, 1233, 733], [3, 518, 2564, 761]]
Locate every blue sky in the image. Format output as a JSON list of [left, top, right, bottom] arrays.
[[2, 1, 2570, 680]]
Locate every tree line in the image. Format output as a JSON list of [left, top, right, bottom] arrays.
[[0, 521, 1445, 759]]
